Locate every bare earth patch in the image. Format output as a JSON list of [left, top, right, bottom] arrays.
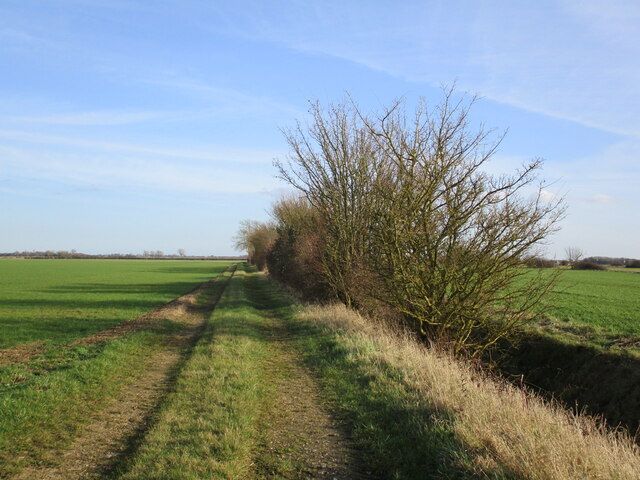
[[11, 268, 235, 480], [256, 314, 375, 480], [0, 341, 46, 368]]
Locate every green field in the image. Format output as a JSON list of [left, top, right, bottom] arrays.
[[535, 268, 640, 348], [0, 259, 233, 349]]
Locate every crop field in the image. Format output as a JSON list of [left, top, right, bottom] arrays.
[[535, 269, 640, 347], [0, 259, 234, 349], [0, 259, 236, 477]]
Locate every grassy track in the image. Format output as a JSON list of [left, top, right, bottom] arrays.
[[0, 259, 233, 348], [116, 266, 272, 479], [118, 266, 369, 480]]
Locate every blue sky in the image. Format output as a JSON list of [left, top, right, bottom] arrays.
[[1, 0, 638, 258]]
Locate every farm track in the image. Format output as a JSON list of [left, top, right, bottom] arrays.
[[11, 265, 236, 480], [257, 314, 373, 479], [0, 265, 234, 368], [250, 278, 374, 480]]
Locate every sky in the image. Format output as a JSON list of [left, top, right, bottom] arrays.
[[1, 0, 638, 258]]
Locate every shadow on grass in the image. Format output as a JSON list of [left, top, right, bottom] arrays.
[[498, 334, 640, 438], [0, 270, 232, 350], [0, 282, 210, 312], [141, 264, 233, 275]]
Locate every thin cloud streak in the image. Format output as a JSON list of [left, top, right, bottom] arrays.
[[590, 194, 614, 205], [6, 110, 176, 126], [145, 76, 304, 118], [0, 129, 282, 165], [214, 1, 640, 138], [1, 146, 281, 195]]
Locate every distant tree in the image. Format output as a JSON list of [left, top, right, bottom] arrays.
[[565, 246, 584, 265], [177, 248, 186, 257], [523, 256, 557, 268]]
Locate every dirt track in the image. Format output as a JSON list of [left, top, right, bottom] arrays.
[[257, 313, 374, 479], [7, 267, 374, 479]]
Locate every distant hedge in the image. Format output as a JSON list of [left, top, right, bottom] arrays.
[[572, 260, 606, 270]]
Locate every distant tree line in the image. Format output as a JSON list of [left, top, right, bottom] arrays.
[[237, 89, 566, 357], [522, 255, 640, 269], [0, 250, 246, 260], [584, 256, 640, 268]]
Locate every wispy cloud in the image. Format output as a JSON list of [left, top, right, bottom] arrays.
[[589, 194, 614, 204], [145, 76, 304, 118], [0, 144, 281, 196], [212, 1, 640, 138], [0, 129, 281, 164], [6, 110, 175, 126], [0, 27, 60, 51]]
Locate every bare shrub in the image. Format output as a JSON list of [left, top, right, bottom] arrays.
[[267, 196, 331, 299], [276, 88, 565, 356], [276, 100, 384, 306], [234, 220, 277, 270]]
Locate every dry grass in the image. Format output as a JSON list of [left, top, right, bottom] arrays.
[[300, 303, 640, 480]]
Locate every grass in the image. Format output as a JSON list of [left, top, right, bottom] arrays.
[[115, 266, 273, 480], [523, 269, 640, 355], [296, 302, 640, 479], [117, 269, 640, 479], [0, 324, 172, 477], [3, 264, 637, 478], [497, 269, 640, 435], [542, 269, 640, 338], [0, 258, 233, 348]]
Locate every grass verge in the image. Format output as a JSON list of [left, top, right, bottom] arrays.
[[293, 303, 640, 479]]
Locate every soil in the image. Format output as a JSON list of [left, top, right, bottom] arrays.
[[11, 268, 235, 480], [0, 340, 46, 368]]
